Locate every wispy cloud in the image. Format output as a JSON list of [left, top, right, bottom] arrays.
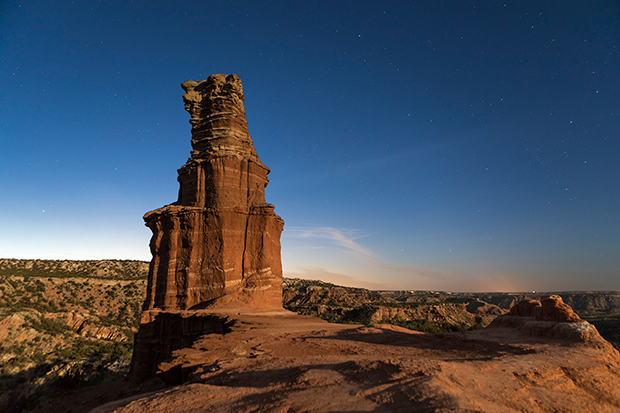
[[366, 261, 450, 281], [284, 226, 449, 282], [284, 226, 560, 291], [286, 227, 374, 257]]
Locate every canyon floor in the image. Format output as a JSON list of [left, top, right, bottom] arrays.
[[39, 308, 618, 413]]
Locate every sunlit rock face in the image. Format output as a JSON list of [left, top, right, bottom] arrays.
[[143, 74, 284, 310]]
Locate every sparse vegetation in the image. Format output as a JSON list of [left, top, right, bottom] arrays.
[[24, 316, 72, 336], [0, 259, 149, 281], [283, 278, 498, 331], [0, 260, 619, 412], [0, 260, 148, 412], [284, 278, 620, 347]]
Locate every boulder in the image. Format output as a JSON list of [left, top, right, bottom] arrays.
[[506, 295, 583, 323], [490, 295, 601, 341]]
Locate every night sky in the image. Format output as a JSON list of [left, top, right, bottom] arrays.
[[1, 1, 618, 292]]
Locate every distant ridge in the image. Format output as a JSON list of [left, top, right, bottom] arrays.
[[0, 258, 149, 280]]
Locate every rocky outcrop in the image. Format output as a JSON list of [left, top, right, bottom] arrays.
[[61, 312, 127, 341], [506, 295, 583, 322], [489, 295, 603, 341], [96, 311, 620, 413], [142, 74, 284, 311]]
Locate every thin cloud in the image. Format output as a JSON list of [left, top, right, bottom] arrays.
[[285, 226, 448, 282], [366, 261, 450, 281], [285, 228, 555, 291], [285, 227, 374, 257]]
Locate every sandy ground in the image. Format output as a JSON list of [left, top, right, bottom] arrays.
[[62, 309, 619, 413]]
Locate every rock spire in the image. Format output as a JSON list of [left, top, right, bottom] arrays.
[[143, 74, 284, 310]]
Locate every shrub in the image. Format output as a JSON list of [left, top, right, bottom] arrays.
[[26, 317, 72, 336]]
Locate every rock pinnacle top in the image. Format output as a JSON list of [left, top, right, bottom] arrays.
[[180, 74, 261, 164]]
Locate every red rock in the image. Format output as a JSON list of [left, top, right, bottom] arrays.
[[507, 295, 583, 323], [129, 75, 284, 381], [507, 299, 542, 317], [100, 311, 620, 413], [490, 295, 595, 341], [536, 294, 583, 323], [142, 74, 284, 311]]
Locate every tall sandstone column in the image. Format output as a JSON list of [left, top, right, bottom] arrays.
[[143, 74, 284, 310]]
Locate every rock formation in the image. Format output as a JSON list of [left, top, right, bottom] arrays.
[[504, 295, 583, 322], [129, 74, 284, 381], [489, 295, 602, 341], [142, 74, 284, 311]]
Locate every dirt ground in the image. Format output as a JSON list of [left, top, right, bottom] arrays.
[[41, 309, 620, 413]]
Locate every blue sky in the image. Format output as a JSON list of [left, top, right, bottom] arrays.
[[1, 1, 618, 291]]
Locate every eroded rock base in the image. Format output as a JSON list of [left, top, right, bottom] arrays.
[[128, 310, 234, 382]]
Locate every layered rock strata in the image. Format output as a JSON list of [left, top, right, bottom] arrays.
[[129, 75, 284, 381], [143, 74, 284, 311]]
